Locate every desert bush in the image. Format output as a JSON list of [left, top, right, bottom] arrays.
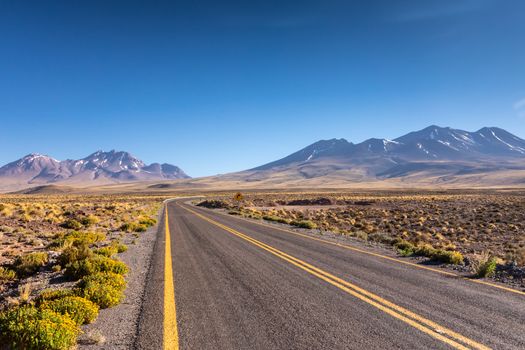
[[68, 231, 105, 246], [75, 272, 126, 309], [0, 304, 80, 350], [18, 283, 32, 304], [0, 267, 17, 282], [263, 215, 290, 224], [65, 255, 128, 280], [432, 250, 464, 265], [53, 231, 106, 248], [394, 240, 415, 256], [14, 252, 48, 277], [80, 215, 99, 227], [76, 271, 126, 291], [139, 217, 156, 227], [471, 253, 498, 278], [60, 219, 83, 230], [116, 244, 128, 253], [94, 246, 118, 258], [290, 220, 317, 229], [58, 244, 93, 266], [36, 289, 75, 303], [414, 244, 437, 257], [40, 296, 99, 325], [197, 200, 230, 209], [120, 222, 148, 233]]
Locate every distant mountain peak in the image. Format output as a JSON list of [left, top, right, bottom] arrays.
[[0, 150, 190, 190], [251, 125, 525, 176]]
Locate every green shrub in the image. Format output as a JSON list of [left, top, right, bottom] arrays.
[[80, 215, 99, 227], [65, 255, 128, 280], [432, 250, 464, 265], [134, 224, 148, 232], [14, 252, 48, 277], [41, 296, 99, 325], [0, 305, 80, 350], [263, 215, 290, 224], [60, 219, 83, 230], [67, 231, 105, 246], [139, 217, 156, 227], [120, 222, 148, 233], [58, 244, 93, 266], [473, 255, 498, 278], [94, 246, 118, 258], [36, 289, 75, 303], [75, 272, 126, 309], [414, 244, 437, 257], [394, 240, 415, 256], [119, 222, 134, 232], [117, 244, 128, 253], [76, 271, 126, 291], [291, 220, 317, 229], [53, 231, 106, 247], [0, 267, 17, 282]]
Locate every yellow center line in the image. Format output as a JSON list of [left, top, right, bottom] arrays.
[[164, 205, 179, 350], [204, 205, 525, 297], [181, 204, 491, 350]]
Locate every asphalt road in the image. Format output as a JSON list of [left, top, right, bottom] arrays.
[[135, 199, 525, 350]]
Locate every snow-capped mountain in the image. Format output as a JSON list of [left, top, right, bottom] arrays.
[[244, 126, 525, 183], [254, 126, 525, 167], [0, 150, 190, 190]]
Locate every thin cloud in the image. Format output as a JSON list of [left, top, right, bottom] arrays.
[[515, 97, 525, 118], [514, 98, 525, 110]]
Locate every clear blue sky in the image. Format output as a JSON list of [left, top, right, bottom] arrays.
[[1, 0, 524, 177]]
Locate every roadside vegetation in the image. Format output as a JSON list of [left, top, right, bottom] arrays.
[[0, 194, 165, 349], [198, 191, 525, 287]]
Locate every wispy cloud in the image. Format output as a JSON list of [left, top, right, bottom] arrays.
[[515, 97, 525, 118]]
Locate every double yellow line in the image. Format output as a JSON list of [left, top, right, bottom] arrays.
[[209, 205, 525, 297], [181, 204, 490, 350]]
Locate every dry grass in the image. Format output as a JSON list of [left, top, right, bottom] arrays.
[[0, 194, 170, 310], [199, 190, 525, 266]]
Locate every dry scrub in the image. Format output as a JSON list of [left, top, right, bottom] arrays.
[[0, 194, 168, 349], [198, 191, 525, 284]]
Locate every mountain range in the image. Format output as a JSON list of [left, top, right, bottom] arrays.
[[2, 126, 525, 192], [0, 150, 189, 191], [216, 125, 525, 187]]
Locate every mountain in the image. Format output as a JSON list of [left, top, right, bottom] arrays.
[[235, 126, 525, 187], [0, 150, 189, 191]]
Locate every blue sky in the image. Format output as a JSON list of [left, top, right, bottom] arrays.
[[1, 0, 524, 177]]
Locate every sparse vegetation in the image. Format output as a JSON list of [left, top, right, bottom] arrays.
[[13, 252, 49, 277], [199, 191, 525, 273], [64, 254, 128, 280], [0, 194, 164, 348], [75, 272, 126, 309], [290, 220, 318, 229], [0, 267, 16, 282], [40, 296, 99, 325], [471, 252, 498, 278]]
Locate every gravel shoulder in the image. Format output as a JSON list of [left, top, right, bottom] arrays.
[[78, 223, 159, 349]]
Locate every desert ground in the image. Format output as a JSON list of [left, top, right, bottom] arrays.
[[1, 189, 524, 349]]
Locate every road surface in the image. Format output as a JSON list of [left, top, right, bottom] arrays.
[[135, 199, 525, 349]]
